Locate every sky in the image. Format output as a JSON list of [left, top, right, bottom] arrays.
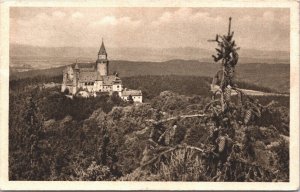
[[10, 7, 290, 51]]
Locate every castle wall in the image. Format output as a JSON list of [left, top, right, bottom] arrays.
[[66, 66, 74, 79], [112, 84, 122, 92], [94, 80, 103, 91], [61, 85, 66, 92], [78, 83, 95, 92], [97, 62, 108, 76], [61, 73, 67, 92], [61, 43, 142, 101], [121, 95, 143, 103], [61, 67, 73, 93], [103, 85, 112, 92], [134, 96, 143, 103]]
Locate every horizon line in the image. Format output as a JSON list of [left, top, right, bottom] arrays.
[[9, 43, 290, 53]]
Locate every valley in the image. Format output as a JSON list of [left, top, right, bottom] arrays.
[[10, 58, 290, 93]]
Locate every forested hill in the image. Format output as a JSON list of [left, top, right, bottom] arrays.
[[10, 60, 289, 93], [10, 44, 289, 63], [9, 74, 289, 181]]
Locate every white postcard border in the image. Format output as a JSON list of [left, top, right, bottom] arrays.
[[0, 0, 299, 190]]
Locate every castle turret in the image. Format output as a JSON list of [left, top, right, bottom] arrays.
[[96, 38, 109, 76], [72, 60, 80, 95]]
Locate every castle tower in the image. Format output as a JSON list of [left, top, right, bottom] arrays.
[[96, 38, 109, 76], [72, 60, 80, 94]]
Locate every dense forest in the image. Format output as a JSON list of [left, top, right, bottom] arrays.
[[9, 75, 289, 181], [10, 59, 290, 93]]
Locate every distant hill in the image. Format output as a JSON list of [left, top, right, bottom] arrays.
[[10, 44, 289, 64], [10, 59, 289, 93]]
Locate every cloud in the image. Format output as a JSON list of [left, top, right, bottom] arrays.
[[263, 11, 275, 21], [119, 17, 141, 26], [159, 11, 172, 23], [152, 8, 190, 26], [95, 16, 140, 26], [35, 12, 48, 20], [240, 15, 252, 22], [99, 16, 118, 25], [72, 12, 84, 19], [152, 8, 222, 29], [9, 8, 290, 51], [52, 11, 66, 18]]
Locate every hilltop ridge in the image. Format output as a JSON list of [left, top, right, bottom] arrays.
[[10, 60, 289, 93], [10, 44, 289, 64]]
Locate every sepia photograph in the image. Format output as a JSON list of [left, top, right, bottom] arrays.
[[0, 0, 299, 190]]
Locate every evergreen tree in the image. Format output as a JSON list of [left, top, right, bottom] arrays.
[[127, 95, 134, 104], [100, 126, 110, 165], [110, 91, 122, 105], [22, 89, 50, 180]]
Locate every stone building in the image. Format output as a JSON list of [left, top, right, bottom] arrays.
[[61, 40, 142, 102], [121, 89, 143, 103]]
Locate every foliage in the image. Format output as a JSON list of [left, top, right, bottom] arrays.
[[9, 75, 289, 181], [11, 58, 290, 93]]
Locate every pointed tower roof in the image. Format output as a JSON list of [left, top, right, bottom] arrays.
[[75, 59, 79, 70], [98, 38, 107, 56]]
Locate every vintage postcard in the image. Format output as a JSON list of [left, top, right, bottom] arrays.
[[0, 0, 299, 190]]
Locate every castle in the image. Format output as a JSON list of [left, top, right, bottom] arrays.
[[61, 40, 142, 103]]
